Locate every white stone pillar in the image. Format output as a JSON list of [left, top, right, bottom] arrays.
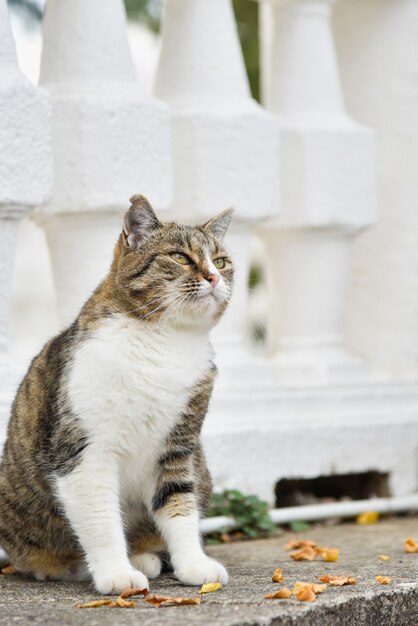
[[155, 0, 280, 388], [334, 0, 418, 379], [0, 0, 52, 442], [259, 0, 376, 384], [37, 0, 172, 325]]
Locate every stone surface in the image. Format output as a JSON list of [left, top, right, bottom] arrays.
[[259, 0, 376, 384], [0, 518, 417, 625], [334, 0, 418, 379], [204, 381, 418, 503]]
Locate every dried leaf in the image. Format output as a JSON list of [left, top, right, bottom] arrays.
[[264, 587, 292, 600], [295, 583, 316, 603], [271, 568, 284, 583], [145, 595, 201, 608], [375, 576, 391, 585], [316, 547, 339, 562], [285, 539, 317, 551], [293, 581, 327, 595], [199, 582, 222, 594], [378, 555, 391, 561], [119, 587, 150, 598], [0, 566, 16, 576], [290, 546, 317, 561], [404, 538, 418, 553], [113, 597, 137, 608], [75, 599, 115, 609], [356, 511, 379, 525], [317, 575, 357, 586]]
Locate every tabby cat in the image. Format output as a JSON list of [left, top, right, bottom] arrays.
[[0, 195, 233, 594]]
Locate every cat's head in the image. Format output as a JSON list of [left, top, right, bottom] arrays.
[[112, 194, 234, 329]]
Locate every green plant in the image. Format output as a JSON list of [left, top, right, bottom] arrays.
[[207, 489, 276, 542]]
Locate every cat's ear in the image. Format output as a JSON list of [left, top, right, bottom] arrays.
[[123, 194, 162, 248], [202, 208, 234, 240]]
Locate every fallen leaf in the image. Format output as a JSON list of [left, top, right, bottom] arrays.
[[375, 576, 391, 585], [264, 587, 292, 600], [0, 566, 16, 576], [378, 555, 391, 561], [290, 546, 317, 561], [356, 511, 379, 525], [295, 584, 316, 603], [271, 568, 284, 583], [293, 581, 327, 595], [113, 597, 137, 608], [316, 547, 339, 562], [285, 539, 317, 551], [199, 582, 222, 594], [75, 599, 115, 609], [404, 538, 418, 553], [317, 575, 357, 586], [145, 595, 201, 608], [119, 587, 150, 598]]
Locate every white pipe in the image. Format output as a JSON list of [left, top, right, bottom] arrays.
[[200, 494, 418, 534]]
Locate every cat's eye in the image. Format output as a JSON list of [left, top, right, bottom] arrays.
[[213, 257, 226, 270], [171, 252, 189, 265]]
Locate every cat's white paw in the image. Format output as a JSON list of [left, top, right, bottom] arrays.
[[129, 553, 162, 579], [175, 556, 228, 586], [94, 567, 149, 595]]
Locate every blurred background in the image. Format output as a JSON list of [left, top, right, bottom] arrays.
[[2, 0, 418, 509]]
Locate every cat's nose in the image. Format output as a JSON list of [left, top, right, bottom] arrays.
[[206, 273, 220, 288]]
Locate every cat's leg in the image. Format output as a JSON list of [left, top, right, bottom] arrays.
[[55, 449, 149, 595], [151, 480, 228, 585]]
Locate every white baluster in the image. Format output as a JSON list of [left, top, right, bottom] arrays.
[[155, 0, 280, 389], [260, 0, 376, 384], [36, 0, 172, 324], [0, 0, 52, 444], [334, 0, 418, 379]]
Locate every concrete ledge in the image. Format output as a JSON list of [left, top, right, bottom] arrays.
[[0, 518, 417, 625]]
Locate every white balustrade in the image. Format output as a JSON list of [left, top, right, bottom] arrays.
[[0, 0, 52, 445], [259, 0, 376, 384], [36, 0, 172, 325], [154, 0, 280, 388], [334, 0, 418, 380]]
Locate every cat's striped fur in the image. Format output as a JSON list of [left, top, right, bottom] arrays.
[[0, 195, 233, 594]]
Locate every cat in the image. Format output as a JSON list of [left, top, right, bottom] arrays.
[[0, 194, 233, 595]]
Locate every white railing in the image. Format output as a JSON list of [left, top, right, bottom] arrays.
[[1, 0, 417, 504]]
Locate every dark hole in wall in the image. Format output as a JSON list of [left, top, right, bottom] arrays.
[[275, 471, 390, 508]]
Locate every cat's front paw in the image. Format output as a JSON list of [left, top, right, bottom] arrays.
[[175, 556, 228, 586], [94, 567, 149, 595]]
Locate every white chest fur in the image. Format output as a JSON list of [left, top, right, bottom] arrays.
[[67, 314, 213, 506]]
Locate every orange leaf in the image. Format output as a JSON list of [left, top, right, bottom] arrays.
[[119, 587, 150, 598], [285, 539, 317, 551], [271, 568, 284, 583], [145, 595, 201, 608], [290, 546, 317, 561], [114, 597, 137, 608], [293, 581, 327, 595], [316, 547, 339, 562], [295, 584, 316, 603], [75, 599, 115, 609], [404, 538, 418, 553], [0, 566, 16, 576], [375, 576, 391, 585], [317, 575, 357, 586], [264, 587, 292, 600]]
